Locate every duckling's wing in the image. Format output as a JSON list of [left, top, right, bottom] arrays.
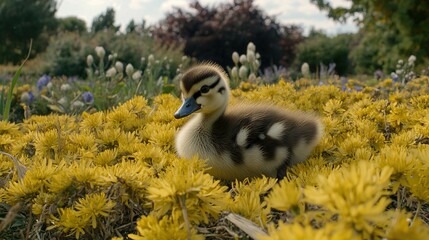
[[213, 104, 322, 179]]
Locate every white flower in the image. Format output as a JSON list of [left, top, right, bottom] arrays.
[[126, 64, 134, 77], [252, 60, 260, 70], [408, 55, 416, 65], [148, 54, 155, 65], [47, 82, 53, 91], [108, 54, 113, 61], [301, 62, 310, 76], [239, 54, 247, 64], [86, 55, 94, 66], [248, 73, 256, 82], [106, 67, 117, 77], [71, 100, 85, 110], [60, 83, 72, 92], [239, 66, 248, 79], [95, 46, 105, 59], [181, 56, 188, 62], [232, 52, 239, 65], [20, 92, 30, 103], [132, 70, 142, 80], [398, 59, 404, 65], [58, 97, 69, 107], [115, 61, 124, 73], [247, 42, 256, 52], [396, 69, 404, 75], [231, 66, 238, 79], [247, 50, 255, 63]]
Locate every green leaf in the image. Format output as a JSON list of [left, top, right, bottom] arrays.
[[2, 40, 32, 122]]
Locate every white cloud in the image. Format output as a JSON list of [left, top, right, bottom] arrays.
[[160, 0, 189, 13]]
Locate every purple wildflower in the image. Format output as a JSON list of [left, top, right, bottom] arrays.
[[82, 91, 94, 104], [36, 74, 51, 91]]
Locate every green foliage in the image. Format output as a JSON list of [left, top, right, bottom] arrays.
[[295, 32, 353, 76], [41, 30, 185, 78], [57, 16, 87, 33], [311, 0, 429, 73], [152, 0, 303, 69], [0, 0, 57, 64], [91, 7, 120, 33]]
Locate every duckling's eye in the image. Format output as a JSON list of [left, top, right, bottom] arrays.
[[200, 85, 210, 94]]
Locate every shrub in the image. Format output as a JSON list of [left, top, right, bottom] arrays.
[[152, 0, 303, 69], [295, 32, 354, 76]]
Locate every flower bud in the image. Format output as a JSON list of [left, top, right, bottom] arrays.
[[20, 92, 30, 103], [58, 97, 69, 107], [239, 54, 247, 64], [71, 100, 85, 110], [239, 66, 248, 79], [247, 42, 256, 52], [148, 54, 155, 65], [301, 62, 310, 76], [86, 55, 94, 66], [408, 55, 416, 65], [247, 51, 255, 63], [60, 83, 72, 92], [115, 61, 124, 73], [106, 67, 117, 77], [95, 46, 105, 59], [231, 66, 238, 79], [132, 70, 142, 80], [126, 64, 134, 77], [232, 52, 239, 65], [248, 73, 256, 82]]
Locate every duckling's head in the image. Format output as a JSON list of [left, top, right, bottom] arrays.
[[175, 63, 230, 119]]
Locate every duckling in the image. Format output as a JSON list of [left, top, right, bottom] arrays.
[[174, 63, 323, 180]]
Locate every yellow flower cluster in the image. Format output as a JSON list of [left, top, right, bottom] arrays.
[[1, 77, 429, 239]]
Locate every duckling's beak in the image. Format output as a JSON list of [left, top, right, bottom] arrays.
[[174, 97, 201, 119]]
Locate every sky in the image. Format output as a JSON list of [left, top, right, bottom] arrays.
[[56, 0, 358, 35]]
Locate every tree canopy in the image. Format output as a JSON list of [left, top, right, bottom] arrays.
[[0, 0, 57, 64], [311, 0, 429, 71], [91, 7, 120, 33]]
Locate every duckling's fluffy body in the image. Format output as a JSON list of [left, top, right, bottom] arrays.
[[175, 64, 323, 180]]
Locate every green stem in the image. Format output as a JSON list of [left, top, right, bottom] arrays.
[[178, 195, 191, 240], [411, 200, 422, 226]]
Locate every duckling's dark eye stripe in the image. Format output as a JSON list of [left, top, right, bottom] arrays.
[[192, 77, 221, 99]]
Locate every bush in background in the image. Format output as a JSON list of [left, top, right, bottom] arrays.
[[152, 0, 303, 69], [294, 31, 353, 76]]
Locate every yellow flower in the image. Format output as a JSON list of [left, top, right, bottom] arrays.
[[129, 215, 204, 240], [147, 158, 228, 224], [265, 178, 302, 212], [74, 192, 116, 228], [304, 161, 393, 235], [376, 146, 415, 183], [229, 191, 269, 226], [80, 111, 105, 133], [5, 160, 58, 204], [232, 176, 277, 196], [49, 208, 88, 239], [259, 221, 356, 240], [385, 211, 429, 240]]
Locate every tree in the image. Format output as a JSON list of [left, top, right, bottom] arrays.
[[152, 0, 303, 69], [311, 0, 429, 72], [58, 16, 87, 33], [0, 0, 57, 64], [91, 7, 120, 33], [126, 20, 137, 33]]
